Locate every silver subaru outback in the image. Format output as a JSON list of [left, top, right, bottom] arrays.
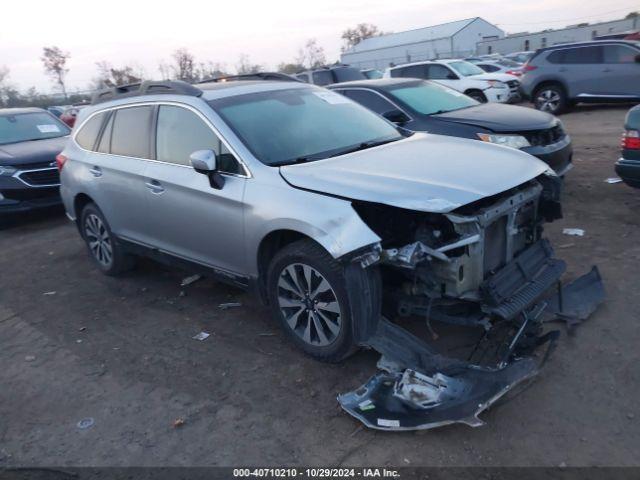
[[59, 80, 603, 431]]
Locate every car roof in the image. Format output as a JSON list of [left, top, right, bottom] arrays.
[[538, 39, 640, 52], [0, 107, 47, 116], [327, 78, 419, 90], [388, 58, 465, 69]]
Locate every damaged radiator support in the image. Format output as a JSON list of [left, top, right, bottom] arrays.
[[339, 241, 606, 431]]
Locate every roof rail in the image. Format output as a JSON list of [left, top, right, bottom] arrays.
[[197, 72, 302, 84], [91, 80, 203, 105]]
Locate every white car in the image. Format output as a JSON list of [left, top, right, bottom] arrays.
[[384, 59, 520, 103]]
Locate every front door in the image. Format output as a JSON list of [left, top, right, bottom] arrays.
[[142, 104, 248, 275]]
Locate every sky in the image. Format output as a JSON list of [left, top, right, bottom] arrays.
[[1, 0, 638, 93]]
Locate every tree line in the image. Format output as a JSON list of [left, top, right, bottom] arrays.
[[0, 23, 386, 109]]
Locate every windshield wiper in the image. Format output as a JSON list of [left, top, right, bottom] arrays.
[[328, 137, 401, 158]]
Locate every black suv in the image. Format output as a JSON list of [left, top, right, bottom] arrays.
[[295, 65, 366, 86], [0, 108, 70, 214]]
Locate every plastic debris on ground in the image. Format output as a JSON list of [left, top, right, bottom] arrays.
[[219, 302, 242, 310], [562, 228, 585, 237], [604, 177, 623, 184], [180, 274, 201, 287], [43, 291, 56, 296], [173, 418, 185, 428], [192, 331, 210, 341]]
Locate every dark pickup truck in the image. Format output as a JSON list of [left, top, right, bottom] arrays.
[[616, 104, 640, 188]]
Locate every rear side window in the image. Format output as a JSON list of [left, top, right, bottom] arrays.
[[75, 112, 107, 150], [312, 70, 334, 86], [603, 45, 639, 63], [548, 46, 602, 64], [478, 64, 500, 72], [391, 65, 427, 79], [110, 106, 153, 158], [338, 89, 396, 115], [156, 105, 241, 174]]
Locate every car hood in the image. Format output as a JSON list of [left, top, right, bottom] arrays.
[[433, 103, 556, 132], [469, 72, 518, 83], [280, 133, 548, 213], [0, 136, 69, 166]]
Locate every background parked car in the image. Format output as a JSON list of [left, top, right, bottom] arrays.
[[60, 105, 87, 128], [504, 51, 535, 64], [295, 65, 366, 85], [46, 105, 68, 118], [520, 40, 640, 114], [384, 59, 521, 103], [615, 104, 640, 188], [0, 107, 70, 214], [470, 59, 525, 78], [329, 78, 572, 175]]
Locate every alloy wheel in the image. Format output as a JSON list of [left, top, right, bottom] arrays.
[[84, 213, 113, 267], [277, 263, 342, 347], [536, 89, 561, 112]]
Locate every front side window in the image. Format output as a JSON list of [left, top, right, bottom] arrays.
[[387, 80, 478, 115], [603, 45, 639, 63], [75, 112, 107, 150], [156, 105, 241, 174], [427, 64, 455, 79], [338, 89, 397, 114], [110, 106, 153, 158], [0, 111, 70, 145], [447, 61, 485, 77], [210, 87, 402, 166]]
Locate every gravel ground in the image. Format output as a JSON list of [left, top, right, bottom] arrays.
[[1, 104, 639, 467]]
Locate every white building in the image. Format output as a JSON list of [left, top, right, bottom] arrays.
[[477, 16, 640, 55], [340, 17, 504, 70]]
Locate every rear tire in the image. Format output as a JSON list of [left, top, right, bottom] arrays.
[[266, 239, 380, 363], [80, 203, 134, 276], [533, 84, 568, 114]]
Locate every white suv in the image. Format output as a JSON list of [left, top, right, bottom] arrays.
[[384, 59, 520, 103]]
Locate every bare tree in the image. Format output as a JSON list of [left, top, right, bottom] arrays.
[[236, 54, 263, 74], [158, 61, 172, 81], [41, 46, 70, 99], [296, 39, 326, 69], [277, 62, 305, 74], [341, 23, 385, 52], [0, 66, 11, 106], [94, 61, 143, 88], [172, 48, 197, 82], [196, 61, 228, 81]]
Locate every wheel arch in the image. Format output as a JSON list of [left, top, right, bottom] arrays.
[[532, 79, 570, 98], [73, 193, 96, 233]]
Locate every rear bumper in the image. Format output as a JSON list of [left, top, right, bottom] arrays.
[[615, 157, 640, 188], [522, 136, 573, 176]]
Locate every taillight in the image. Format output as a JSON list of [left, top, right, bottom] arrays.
[[506, 69, 523, 76], [55, 153, 68, 171], [622, 130, 640, 150], [522, 64, 537, 72]]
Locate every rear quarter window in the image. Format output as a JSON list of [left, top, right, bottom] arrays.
[[75, 112, 107, 150]]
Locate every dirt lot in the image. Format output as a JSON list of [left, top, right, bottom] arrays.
[[1, 105, 639, 468]]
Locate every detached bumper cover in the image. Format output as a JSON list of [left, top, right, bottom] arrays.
[[339, 242, 605, 432]]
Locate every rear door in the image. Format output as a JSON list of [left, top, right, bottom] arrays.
[[547, 46, 603, 97], [601, 44, 640, 96], [141, 103, 248, 274], [79, 105, 155, 244], [425, 64, 460, 91]]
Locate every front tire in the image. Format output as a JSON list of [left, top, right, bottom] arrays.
[[80, 203, 134, 276], [266, 239, 379, 362], [533, 84, 568, 114]]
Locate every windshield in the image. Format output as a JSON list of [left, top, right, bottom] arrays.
[[0, 112, 70, 145], [210, 87, 402, 166], [448, 61, 486, 77], [388, 81, 478, 115]]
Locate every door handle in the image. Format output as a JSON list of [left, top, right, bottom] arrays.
[[145, 180, 165, 194], [603, 68, 613, 73], [89, 166, 102, 177]]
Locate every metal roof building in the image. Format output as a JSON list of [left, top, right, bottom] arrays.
[[477, 17, 640, 55], [340, 17, 504, 69]]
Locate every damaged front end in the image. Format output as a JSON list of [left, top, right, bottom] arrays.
[[340, 175, 605, 431]]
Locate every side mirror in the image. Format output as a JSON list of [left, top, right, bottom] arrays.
[[190, 149, 217, 172], [190, 149, 224, 189], [382, 109, 410, 124]]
